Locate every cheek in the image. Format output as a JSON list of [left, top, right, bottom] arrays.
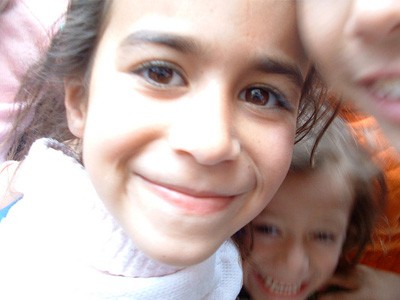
[[249, 126, 294, 194], [315, 247, 342, 281], [252, 239, 277, 263], [240, 149, 293, 231], [242, 259, 260, 298], [298, 4, 351, 88], [81, 86, 164, 167], [242, 259, 254, 281]]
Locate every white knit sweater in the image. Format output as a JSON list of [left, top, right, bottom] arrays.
[[0, 139, 242, 299]]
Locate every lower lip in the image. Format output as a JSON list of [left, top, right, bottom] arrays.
[[254, 271, 307, 300], [140, 177, 234, 215]]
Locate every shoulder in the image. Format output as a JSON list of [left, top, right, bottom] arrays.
[[0, 160, 22, 209]]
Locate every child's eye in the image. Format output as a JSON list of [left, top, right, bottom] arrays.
[[239, 85, 292, 111], [133, 61, 186, 88], [312, 231, 336, 244], [254, 224, 280, 237]]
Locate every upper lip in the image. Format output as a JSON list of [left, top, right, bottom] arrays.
[[141, 175, 238, 199], [356, 72, 400, 103], [356, 68, 400, 86]]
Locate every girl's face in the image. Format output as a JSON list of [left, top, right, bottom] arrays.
[[66, 0, 310, 266], [243, 169, 352, 300], [297, 0, 400, 149]]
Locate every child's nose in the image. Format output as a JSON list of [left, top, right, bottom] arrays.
[[278, 240, 309, 278], [167, 83, 240, 165], [346, 0, 400, 42]]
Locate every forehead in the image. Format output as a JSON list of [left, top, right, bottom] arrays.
[[108, 0, 295, 29], [101, 0, 309, 74], [261, 169, 353, 227]]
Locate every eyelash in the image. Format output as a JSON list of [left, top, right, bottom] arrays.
[[239, 85, 292, 111], [133, 60, 187, 88], [254, 224, 280, 237], [312, 231, 337, 244], [255, 224, 337, 239], [132, 60, 293, 111]]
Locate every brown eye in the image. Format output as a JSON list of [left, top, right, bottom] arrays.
[[239, 85, 291, 111], [134, 61, 186, 88], [148, 66, 174, 84], [244, 87, 271, 106]]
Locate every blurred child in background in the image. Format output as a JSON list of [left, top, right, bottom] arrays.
[[297, 2, 400, 298], [239, 113, 386, 300]]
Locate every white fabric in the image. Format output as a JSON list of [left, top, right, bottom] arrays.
[[0, 138, 242, 299]]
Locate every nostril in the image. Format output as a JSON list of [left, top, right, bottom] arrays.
[[346, 3, 400, 41], [390, 22, 400, 33]]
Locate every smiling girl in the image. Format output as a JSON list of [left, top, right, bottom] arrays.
[[0, 0, 324, 298]]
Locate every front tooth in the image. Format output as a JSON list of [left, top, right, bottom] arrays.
[[264, 275, 301, 295], [371, 78, 400, 100]]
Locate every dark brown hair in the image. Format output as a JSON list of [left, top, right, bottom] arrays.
[[5, 0, 328, 161], [296, 113, 386, 273], [4, 0, 111, 160]]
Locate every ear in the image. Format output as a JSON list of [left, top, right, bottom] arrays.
[[65, 79, 87, 138]]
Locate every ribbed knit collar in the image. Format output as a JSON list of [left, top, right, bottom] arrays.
[[0, 138, 242, 299]]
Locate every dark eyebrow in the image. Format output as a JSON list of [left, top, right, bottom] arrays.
[[253, 58, 305, 88], [120, 30, 201, 54], [120, 30, 305, 87]]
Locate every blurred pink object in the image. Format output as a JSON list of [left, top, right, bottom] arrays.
[[0, 0, 67, 162]]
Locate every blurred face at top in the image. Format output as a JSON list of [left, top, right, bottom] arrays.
[[297, 0, 400, 149], [66, 0, 310, 266]]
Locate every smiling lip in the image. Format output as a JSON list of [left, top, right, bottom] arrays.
[[254, 271, 307, 299], [139, 176, 235, 215], [358, 72, 400, 123]]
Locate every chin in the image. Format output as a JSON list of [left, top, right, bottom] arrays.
[[139, 237, 223, 267]]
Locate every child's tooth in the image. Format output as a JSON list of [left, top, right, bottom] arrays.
[[372, 78, 400, 99], [263, 275, 301, 295]]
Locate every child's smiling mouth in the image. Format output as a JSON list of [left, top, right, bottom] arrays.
[[254, 270, 309, 299], [137, 175, 237, 215], [357, 72, 400, 122], [369, 77, 400, 101]]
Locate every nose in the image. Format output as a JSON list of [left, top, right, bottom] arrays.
[[346, 0, 400, 41], [277, 239, 309, 278], [167, 83, 240, 165]]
